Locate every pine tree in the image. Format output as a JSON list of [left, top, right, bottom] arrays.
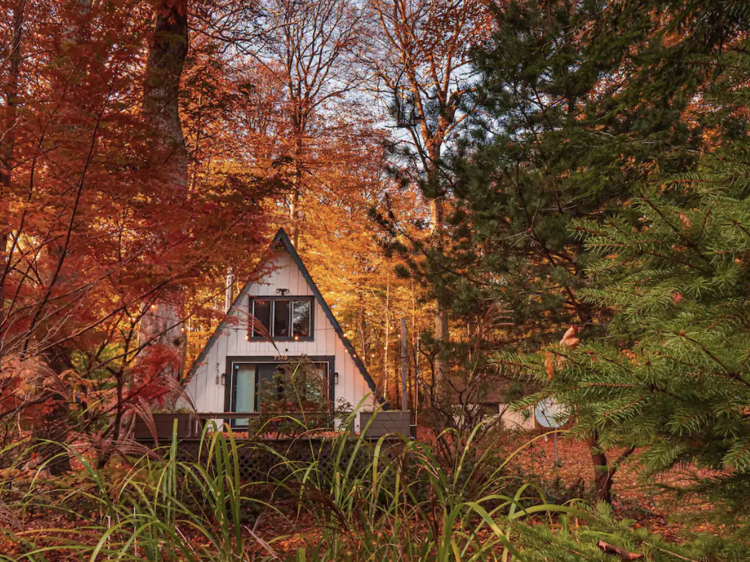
[[450, 0, 745, 343], [430, 0, 749, 493], [537, 44, 750, 517]]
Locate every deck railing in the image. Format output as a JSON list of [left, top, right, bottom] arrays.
[[133, 411, 413, 441], [133, 411, 340, 441]]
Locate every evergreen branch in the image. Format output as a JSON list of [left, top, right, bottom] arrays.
[[675, 332, 750, 388], [641, 196, 711, 265]]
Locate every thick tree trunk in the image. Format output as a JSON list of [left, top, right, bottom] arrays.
[[35, 348, 73, 475], [143, 0, 189, 184], [429, 186, 448, 388], [0, 0, 24, 328], [140, 0, 189, 393]]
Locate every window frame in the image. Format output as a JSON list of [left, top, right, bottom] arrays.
[[249, 296, 315, 341]]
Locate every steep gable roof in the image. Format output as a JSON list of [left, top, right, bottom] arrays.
[[186, 228, 378, 398]]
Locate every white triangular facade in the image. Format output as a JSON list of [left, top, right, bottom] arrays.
[[184, 232, 376, 428]]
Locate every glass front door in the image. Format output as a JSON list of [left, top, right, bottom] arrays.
[[232, 365, 256, 426], [228, 360, 332, 428]]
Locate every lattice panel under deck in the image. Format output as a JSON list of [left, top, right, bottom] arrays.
[[161, 438, 402, 482]]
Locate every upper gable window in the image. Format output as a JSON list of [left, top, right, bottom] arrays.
[[274, 300, 290, 337], [292, 300, 311, 338], [250, 297, 314, 341]]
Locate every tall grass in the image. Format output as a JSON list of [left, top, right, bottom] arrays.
[[8, 408, 692, 561], [279, 411, 586, 562], [1, 422, 270, 562], [0, 408, 586, 562], [2, 412, 739, 561]]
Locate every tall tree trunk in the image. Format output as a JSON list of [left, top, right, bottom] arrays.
[[140, 0, 189, 392], [358, 290, 368, 369], [383, 269, 391, 400], [411, 280, 419, 417], [39, 348, 73, 475], [289, 128, 304, 248], [427, 144, 448, 389], [0, 0, 24, 329], [144, 0, 189, 191]]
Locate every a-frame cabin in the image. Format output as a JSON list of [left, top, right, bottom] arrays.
[[183, 228, 378, 430]]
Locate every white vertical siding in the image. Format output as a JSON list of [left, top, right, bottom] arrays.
[[184, 249, 374, 427]]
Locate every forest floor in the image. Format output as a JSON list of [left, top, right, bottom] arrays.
[[249, 432, 735, 553], [500, 435, 730, 542]]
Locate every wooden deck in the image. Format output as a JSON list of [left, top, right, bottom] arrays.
[[134, 411, 413, 442]]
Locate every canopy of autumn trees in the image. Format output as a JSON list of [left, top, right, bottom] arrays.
[[0, 0, 442, 462]]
